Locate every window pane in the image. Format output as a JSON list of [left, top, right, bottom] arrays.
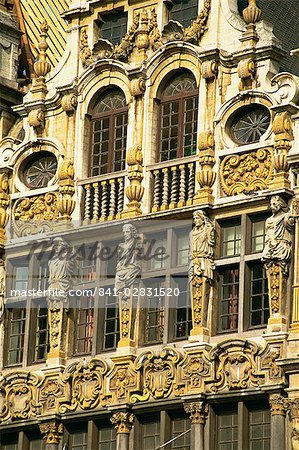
[[34, 306, 49, 362], [7, 308, 26, 365], [222, 224, 241, 257], [174, 276, 191, 339], [142, 417, 160, 450], [170, 0, 198, 30], [75, 298, 94, 354], [177, 232, 190, 266], [98, 425, 117, 450], [104, 291, 120, 350], [144, 279, 165, 343], [148, 235, 167, 271], [219, 267, 239, 331], [100, 12, 127, 46], [250, 263, 269, 327], [251, 220, 266, 253], [217, 410, 238, 450], [249, 408, 271, 450], [172, 416, 190, 449]]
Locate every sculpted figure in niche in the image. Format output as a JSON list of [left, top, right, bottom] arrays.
[[115, 224, 142, 295], [262, 195, 295, 275], [190, 210, 215, 283], [48, 237, 76, 301]]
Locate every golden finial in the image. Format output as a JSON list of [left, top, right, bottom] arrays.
[[34, 20, 51, 79], [242, 0, 262, 25]]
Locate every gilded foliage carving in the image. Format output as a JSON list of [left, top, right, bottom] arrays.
[[59, 359, 108, 413], [39, 421, 63, 445], [12, 192, 59, 236], [175, 351, 210, 395], [220, 148, 273, 196], [110, 412, 135, 433], [131, 348, 181, 403], [108, 359, 138, 403], [0, 372, 41, 421], [40, 376, 64, 412]]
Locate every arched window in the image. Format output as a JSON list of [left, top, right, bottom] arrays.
[[157, 72, 198, 162], [91, 88, 128, 176]]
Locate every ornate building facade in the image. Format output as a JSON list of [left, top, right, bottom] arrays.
[[0, 0, 299, 449]]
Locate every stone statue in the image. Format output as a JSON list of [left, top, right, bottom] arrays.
[[48, 237, 76, 301], [115, 224, 142, 295], [190, 210, 215, 283], [262, 195, 295, 275]]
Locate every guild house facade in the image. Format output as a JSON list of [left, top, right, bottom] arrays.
[[0, 0, 299, 449]]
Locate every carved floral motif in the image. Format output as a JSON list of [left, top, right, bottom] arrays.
[[39, 421, 64, 444], [220, 148, 273, 196], [184, 401, 209, 424], [110, 412, 135, 433]]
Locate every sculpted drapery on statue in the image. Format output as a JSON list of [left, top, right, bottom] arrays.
[[262, 195, 295, 275], [261, 195, 295, 329], [115, 224, 142, 347], [189, 210, 215, 337]]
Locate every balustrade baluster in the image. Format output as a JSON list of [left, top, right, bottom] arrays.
[[83, 184, 91, 224], [91, 182, 99, 223], [169, 166, 178, 209], [116, 177, 124, 218], [161, 168, 170, 210], [152, 169, 161, 212], [100, 181, 108, 221], [108, 179, 116, 220], [178, 164, 186, 207], [187, 162, 195, 205]]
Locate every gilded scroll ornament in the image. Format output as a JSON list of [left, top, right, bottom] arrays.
[[219, 148, 273, 196], [40, 377, 63, 412], [131, 348, 181, 403], [189, 210, 215, 336], [39, 421, 63, 445], [12, 192, 59, 236], [184, 401, 209, 424], [59, 359, 108, 413], [110, 412, 135, 433]]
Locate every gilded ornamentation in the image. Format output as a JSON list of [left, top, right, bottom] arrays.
[[219, 148, 273, 196], [269, 394, 287, 416], [269, 73, 299, 106], [194, 130, 216, 204], [176, 353, 210, 394], [131, 348, 181, 403], [59, 359, 108, 413], [270, 111, 294, 189], [30, 20, 51, 101], [0, 171, 9, 244], [184, 401, 209, 424], [110, 412, 135, 434], [61, 94, 78, 112], [183, 0, 211, 43], [261, 347, 282, 380], [237, 59, 255, 91], [39, 421, 63, 445], [28, 109, 45, 129], [40, 377, 63, 411], [122, 146, 144, 218], [80, 28, 93, 68], [189, 210, 215, 335], [207, 341, 264, 392], [58, 159, 75, 221], [0, 257, 5, 323], [0, 372, 41, 421], [148, 8, 163, 51], [242, 0, 262, 25], [12, 192, 59, 237]]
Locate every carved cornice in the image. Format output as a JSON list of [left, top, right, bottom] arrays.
[[110, 412, 135, 433], [184, 401, 209, 424]]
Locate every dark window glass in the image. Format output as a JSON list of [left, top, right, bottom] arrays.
[[7, 307, 26, 365], [174, 276, 192, 339], [219, 267, 239, 331], [1, 434, 18, 450], [144, 279, 165, 343], [104, 291, 120, 350], [249, 263, 269, 328], [221, 223, 241, 257], [98, 425, 117, 450], [91, 89, 127, 176], [77, 243, 97, 282], [23, 151, 57, 189], [28, 430, 46, 450], [100, 11, 127, 46], [34, 306, 49, 362], [141, 418, 160, 450], [217, 410, 238, 450], [249, 408, 271, 450], [70, 431, 88, 450], [251, 219, 266, 253], [231, 105, 270, 144], [10, 262, 29, 292], [75, 298, 94, 354], [170, 0, 198, 28], [159, 72, 198, 161], [172, 416, 191, 449]]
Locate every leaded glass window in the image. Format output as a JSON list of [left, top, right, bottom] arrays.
[[7, 307, 26, 365], [34, 306, 49, 362], [158, 72, 198, 161], [249, 408, 271, 450], [91, 89, 128, 176], [100, 11, 127, 46], [104, 291, 120, 350], [249, 263, 269, 328], [174, 276, 192, 339], [217, 410, 238, 450], [74, 297, 94, 354], [172, 416, 191, 450], [219, 267, 239, 332]]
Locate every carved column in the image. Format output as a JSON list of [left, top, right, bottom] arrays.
[[269, 112, 294, 190], [58, 159, 75, 224], [269, 394, 287, 450], [0, 171, 9, 246], [290, 196, 299, 332], [121, 147, 144, 218], [194, 131, 216, 206], [287, 399, 299, 450], [111, 412, 135, 450], [39, 420, 63, 450], [184, 401, 208, 450]]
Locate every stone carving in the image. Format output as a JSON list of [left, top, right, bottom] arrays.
[[115, 223, 142, 347], [122, 146, 144, 218], [12, 192, 59, 237], [0, 256, 5, 323], [194, 130, 216, 205], [261, 347, 282, 380], [39, 421, 63, 445], [207, 340, 264, 392], [287, 399, 299, 450], [189, 210, 215, 334], [0, 372, 41, 421], [183, 0, 211, 43], [262, 195, 294, 275], [108, 356, 138, 403], [30, 20, 51, 102], [28, 109, 45, 129], [110, 412, 135, 433], [0, 171, 9, 244], [242, 0, 262, 25], [237, 59, 255, 91], [40, 377, 63, 412], [161, 20, 184, 43], [131, 348, 181, 403], [59, 359, 108, 413], [61, 94, 78, 112], [48, 237, 75, 299], [58, 159, 75, 221], [269, 394, 287, 416], [93, 38, 114, 59], [220, 148, 273, 196], [269, 73, 299, 106], [80, 28, 93, 68], [184, 401, 209, 424], [202, 60, 218, 80], [131, 78, 146, 97]]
